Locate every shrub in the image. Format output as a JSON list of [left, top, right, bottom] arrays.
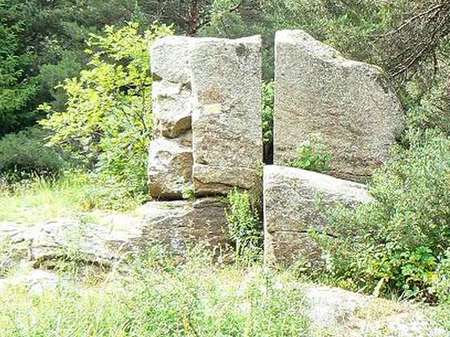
[[290, 134, 332, 173], [433, 250, 450, 304], [226, 188, 263, 262], [262, 81, 274, 145], [40, 23, 173, 205], [314, 131, 450, 301], [403, 65, 450, 136], [0, 127, 66, 180]]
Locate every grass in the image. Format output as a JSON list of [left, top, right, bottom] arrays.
[[1, 246, 448, 337], [0, 248, 311, 337], [0, 171, 144, 225], [0, 172, 89, 225]]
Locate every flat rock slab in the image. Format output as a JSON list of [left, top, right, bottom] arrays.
[[304, 285, 446, 337], [0, 219, 140, 268], [263, 165, 372, 265], [0, 269, 59, 295], [274, 30, 405, 182], [190, 36, 263, 195], [137, 198, 230, 255]]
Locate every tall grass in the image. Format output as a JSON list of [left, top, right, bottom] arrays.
[[0, 247, 311, 337], [0, 172, 89, 224], [0, 170, 144, 225]]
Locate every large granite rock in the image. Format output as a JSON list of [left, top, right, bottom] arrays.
[[148, 134, 193, 200], [263, 165, 372, 265], [190, 36, 263, 195], [149, 36, 195, 199], [274, 30, 405, 182], [0, 219, 139, 269], [137, 197, 230, 255], [152, 80, 192, 139], [151, 36, 194, 139]]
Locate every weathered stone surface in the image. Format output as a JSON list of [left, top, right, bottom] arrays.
[[136, 198, 229, 255], [151, 36, 194, 138], [274, 30, 405, 181], [0, 220, 137, 268], [150, 36, 194, 200], [190, 36, 263, 195], [0, 269, 59, 295], [263, 165, 372, 265], [148, 133, 193, 200], [151, 36, 193, 84], [304, 285, 447, 337], [152, 80, 192, 138]]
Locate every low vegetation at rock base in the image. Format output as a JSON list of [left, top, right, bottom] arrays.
[[290, 134, 332, 174], [0, 241, 449, 337], [314, 130, 450, 302], [0, 248, 311, 337]]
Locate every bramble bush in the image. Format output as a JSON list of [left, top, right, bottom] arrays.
[[314, 130, 450, 301], [40, 23, 172, 209]]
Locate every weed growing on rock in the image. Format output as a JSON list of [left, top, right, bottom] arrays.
[[226, 189, 263, 263], [290, 134, 332, 173]]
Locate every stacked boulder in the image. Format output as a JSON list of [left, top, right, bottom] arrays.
[[264, 30, 405, 266], [143, 35, 263, 254], [143, 29, 405, 265], [273, 30, 405, 182]]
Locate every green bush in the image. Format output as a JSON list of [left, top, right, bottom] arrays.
[[40, 23, 173, 206], [314, 131, 450, 301], [433, 250, 450, 304], [290, 134, 332, 173], [0, 127, 66, 180], [226, 189, 263, 262]]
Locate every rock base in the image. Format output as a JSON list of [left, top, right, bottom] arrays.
[[263, 165, 372, 266]]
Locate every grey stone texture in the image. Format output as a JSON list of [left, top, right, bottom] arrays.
[[136, 198, 230, 255], [190, 36, 263, 195], [263, 165, 372, 265], [274, 30, 405, 182], [148, 133, 193, 200], [149, 36, 194, 199]]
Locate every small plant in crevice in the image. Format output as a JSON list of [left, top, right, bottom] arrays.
[[262, 81, 274, 145], [182, 183, 195, 200], [226, 188, 263, 263], [262, 81, 275, 163], [290, 134, 332, 173]]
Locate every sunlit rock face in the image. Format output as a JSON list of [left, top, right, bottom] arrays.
[[274, 29, 405, 182], [190, 36, 263, 196], [263, 165, 372, 266]]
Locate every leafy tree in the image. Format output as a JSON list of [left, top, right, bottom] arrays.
[[40, 23, 173, 207], [0, 1, 40, 135]]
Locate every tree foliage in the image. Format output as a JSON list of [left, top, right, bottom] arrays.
[[40, 23, 173, 205]]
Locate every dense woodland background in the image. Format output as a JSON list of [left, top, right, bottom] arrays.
[[0, 0, 450, 306]]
